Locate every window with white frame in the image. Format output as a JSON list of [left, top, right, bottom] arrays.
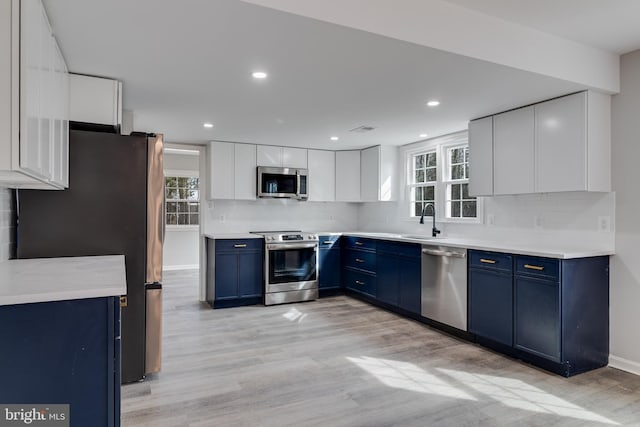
[[409, 151, 437, 217], [407, 132, 478, 221], [444, 145, 477, 219], [165, 176, 199, 226]]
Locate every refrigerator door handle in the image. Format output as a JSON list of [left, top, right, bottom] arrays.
[[146, 134, 164, 284]]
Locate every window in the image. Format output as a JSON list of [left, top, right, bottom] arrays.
[[406, 132, 479, 222], [444, 146, 477, 219], [165, 176, 199, 226], [409, 151, 437, 217]]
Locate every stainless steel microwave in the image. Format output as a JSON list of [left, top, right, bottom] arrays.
[[257, 167, 308, 200]]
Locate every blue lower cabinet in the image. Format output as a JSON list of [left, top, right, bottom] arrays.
[[318, 235, 342, 293], [344, 269, 377, 297], [514, 275, 561, 361], [398, 255, 421, 315], [376, 253, 399, 306], [469, 267, 513, 346], [0, 297, 121, 426], [207, 238, 264, 308]]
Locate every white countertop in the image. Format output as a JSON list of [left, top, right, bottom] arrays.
[[204, 233, 263, 240], [0, 255, 127, 306], [322, 232, 614, 259]]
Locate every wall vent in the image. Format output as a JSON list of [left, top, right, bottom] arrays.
[[349, 125, 376, 133]]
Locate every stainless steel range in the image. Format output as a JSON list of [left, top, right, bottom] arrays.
[[252, 231, 319, 305]]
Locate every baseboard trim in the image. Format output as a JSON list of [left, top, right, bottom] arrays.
[[609, 355, 640, 376], [163, 264, 199, 271]]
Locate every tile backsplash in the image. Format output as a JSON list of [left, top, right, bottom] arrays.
[[0, 188, 16, 261]]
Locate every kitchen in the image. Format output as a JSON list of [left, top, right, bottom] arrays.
[[2, 0, 640, 426]]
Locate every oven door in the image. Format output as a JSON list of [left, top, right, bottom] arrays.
[[265, 242, 318, 292]]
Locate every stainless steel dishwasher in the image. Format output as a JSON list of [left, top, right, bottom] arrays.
[[421, 245, 468, 331]]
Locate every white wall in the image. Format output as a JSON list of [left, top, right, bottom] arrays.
[[610, 49, 640, 375], [0, 188, 15, 262], [203, 200, 358, 235], [164, 150, 200, 270]]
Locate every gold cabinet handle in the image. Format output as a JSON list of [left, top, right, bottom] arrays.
[[355, 280, 365, 285], [355, 241, 364, 246], [524, 264, 544, 271], [120, 295, 128, 307], [234, 244, 247, 248], [480, 258, 496, 264], [355, 258, 364, 263]]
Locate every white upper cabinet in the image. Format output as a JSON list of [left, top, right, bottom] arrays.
[[335, 150, 361, 202], [360, 145, 398, 202], [468, 91, 610, 196], [233, 143, 257, 200], [493, 106, 535, 195], [535, 91, 610, 193], [468, 116, 493, 197], [207, 142, 257, 200], [307, 149, 335, 202], [257, 145, 308, 168], [0, 0, 69, 189], [69, 74, 122, 131]]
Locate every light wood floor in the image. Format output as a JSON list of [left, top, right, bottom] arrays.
[[122, 270, 640, 426]]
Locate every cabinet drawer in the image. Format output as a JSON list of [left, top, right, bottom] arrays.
[[469, 250, 513, 272], [319, 235, 341, 249], [215, 238, 263, 252], [344, 269, 376, 297], [343, 249, 376, 272], [378, 241, 421, 259], [515, 256, 559, 281], [343, 236, 377, 251]]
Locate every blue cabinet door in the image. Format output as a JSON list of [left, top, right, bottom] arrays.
[[377, 253, 399, 306], [238, 251, 264, 297], [0, 297, 119, 426], [319, 248, 341, 289], [514, 275, 561, 362], [215, 252, 239, 299], [469, 268, 513, 346], [398, 257, 421, 315]]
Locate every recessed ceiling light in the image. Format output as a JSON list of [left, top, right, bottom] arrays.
[[330, 136, 339, 141], [419, 133, 428, 138], [252, 71, 268, 79], [203, 123, 214, 128], [427, 100, 440, 107]]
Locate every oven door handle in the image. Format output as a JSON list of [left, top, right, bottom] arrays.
[[266, 243, 318, 251]]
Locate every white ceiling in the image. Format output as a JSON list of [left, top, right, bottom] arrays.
[[444, 0, 640, 55], [42, 0, 636, 148]]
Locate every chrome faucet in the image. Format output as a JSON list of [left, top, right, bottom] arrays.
[[419, 203, 441, 238]]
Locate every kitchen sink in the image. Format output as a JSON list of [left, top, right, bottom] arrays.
[[400, 234, 435, 241]]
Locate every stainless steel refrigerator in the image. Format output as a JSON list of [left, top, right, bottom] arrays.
[[16, 129, 164, 383]]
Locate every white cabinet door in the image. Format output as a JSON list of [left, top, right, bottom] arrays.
[[256, 145, 281, 167], [307, 149, 335, 202], [208, 141, 235, 200], [360, 146, 379, 202], [535, 92, 587, 193], [468, 116, 493, 196], [282, 147, 307, 168], [493, 106, 534, 195], [335, 150, 361, 202], [69, 74, 121, 128], [234, 143, 256, 200]]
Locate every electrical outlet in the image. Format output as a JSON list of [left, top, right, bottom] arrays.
[[534, 215, 542, 229], [598, 216, 611, 232], [486, 213, 495, 226]]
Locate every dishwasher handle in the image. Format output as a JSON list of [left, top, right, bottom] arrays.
[[422, 248, 466, 258]]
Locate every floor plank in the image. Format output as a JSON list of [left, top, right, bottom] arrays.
[[122, 270, 640, 426]]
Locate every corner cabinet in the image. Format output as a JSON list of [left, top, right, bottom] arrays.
[[206, 238, 264, 308], [0, 297, 121, 426], [0, 0, 69, 189], [468, 91, 610, 196], [360, 145, 398, 202]]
